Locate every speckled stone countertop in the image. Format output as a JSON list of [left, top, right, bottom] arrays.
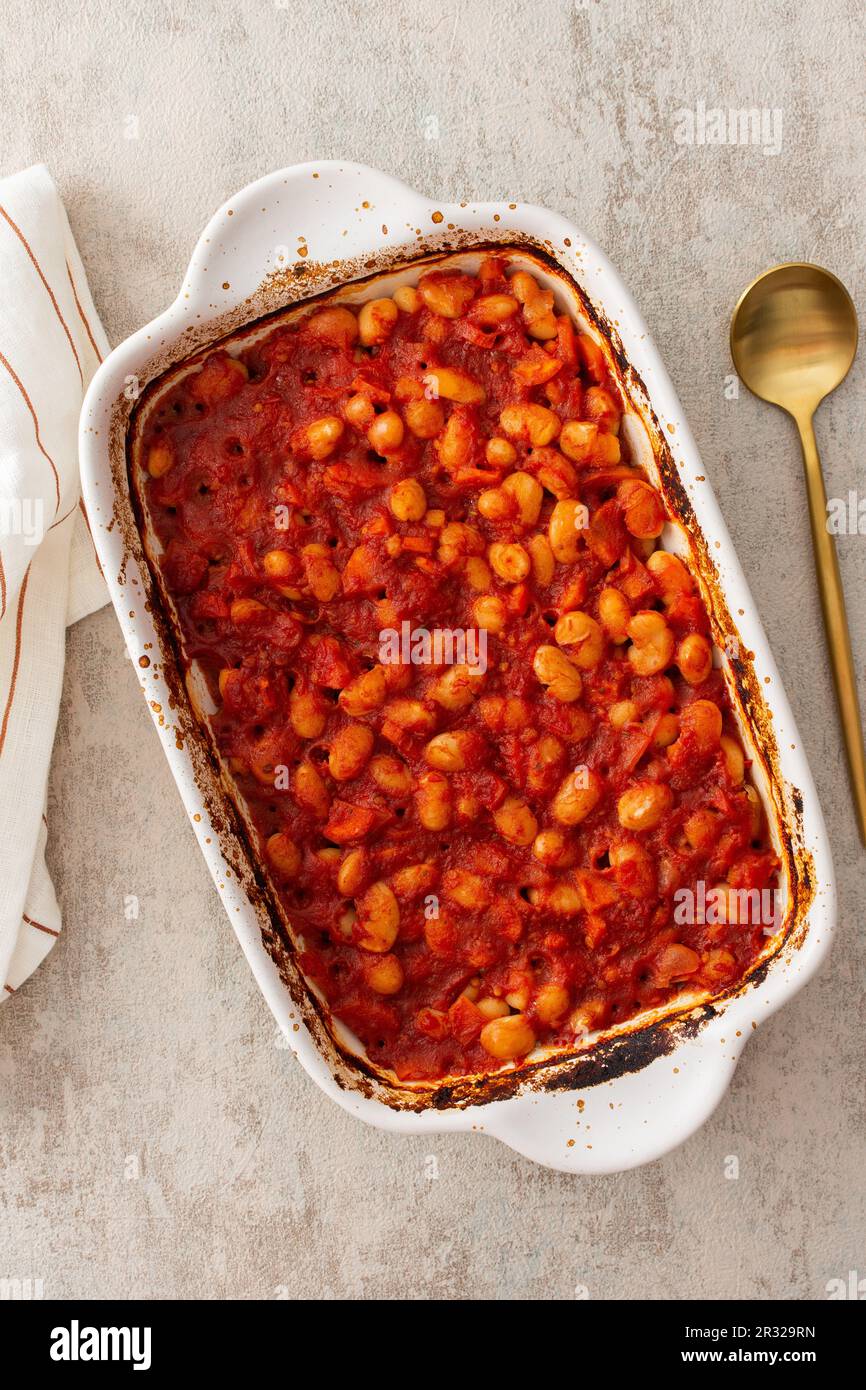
[[1, 0, 864, 1300]]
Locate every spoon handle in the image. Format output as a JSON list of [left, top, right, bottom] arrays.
[[797, 413, 866, 844]]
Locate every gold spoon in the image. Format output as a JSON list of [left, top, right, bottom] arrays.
[[731, 262, 866, 844]]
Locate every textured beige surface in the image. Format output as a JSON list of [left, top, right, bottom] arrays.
[[1, 0, 865, 1300]]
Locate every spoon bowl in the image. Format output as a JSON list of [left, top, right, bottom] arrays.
[[731, 263, 858, 419]]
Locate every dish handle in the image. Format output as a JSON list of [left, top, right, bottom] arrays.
[[480, 1021, 746, 1175], [180, 161, 437, 311]]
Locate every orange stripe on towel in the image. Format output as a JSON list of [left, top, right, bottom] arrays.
[[0, 204, 83, 386], [23, 913, 60, 938], [66, 261, 104, 364], [0, 564, 30, 758], [0, 352, 61, 511]]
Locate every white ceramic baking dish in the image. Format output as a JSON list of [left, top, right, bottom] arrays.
[[79, 161, 834, 1173]]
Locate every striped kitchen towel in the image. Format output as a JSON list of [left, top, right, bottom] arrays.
[[0, 164, 109, 999]]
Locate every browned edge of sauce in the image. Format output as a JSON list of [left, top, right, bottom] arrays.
[[113, 227, 814, 1114]]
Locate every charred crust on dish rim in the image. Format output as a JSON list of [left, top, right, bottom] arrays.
[[113, 231, 814, 1112]]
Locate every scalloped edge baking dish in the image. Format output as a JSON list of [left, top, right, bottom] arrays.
[[80, 162, 834, 1173]]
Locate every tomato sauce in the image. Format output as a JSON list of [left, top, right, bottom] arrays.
[[137, 255, 778, 1081]]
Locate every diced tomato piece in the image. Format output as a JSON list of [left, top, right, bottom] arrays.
[[415, 1008, 449, 1041], [585, 499, 628, 568], [324, 801, 391, 844], [726, 850, 780, 893], [577, 334, 607, 381], [337, 998, 400, 1041], [305, 636, 354, 689], [448, 994, 485, 1046], [555, 315, 578, 369], [189, 590, 231, 620], [341, 542, 383, 596], [162, 541, 208, 594]]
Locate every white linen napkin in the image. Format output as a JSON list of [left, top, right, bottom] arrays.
[[0, 164, 109, 999]]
